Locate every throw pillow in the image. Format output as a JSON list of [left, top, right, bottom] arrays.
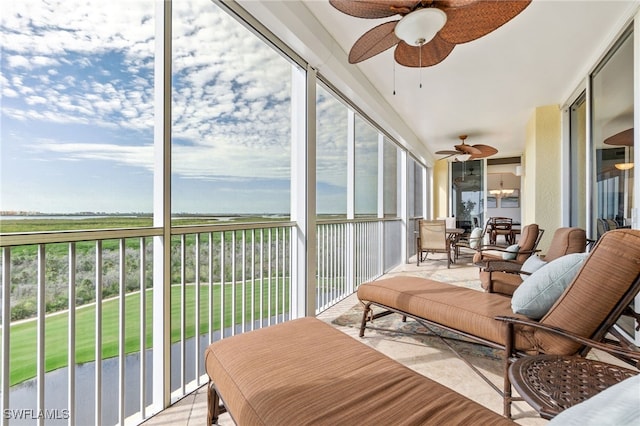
[[520, 255, 547, 280], [548, 375, 639, 426], [511, 252, 589, 319], [469, 227, 483, 249], [502, 244, 520, 260]]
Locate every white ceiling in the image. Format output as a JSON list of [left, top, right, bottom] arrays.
[[238, 1, 638, 166]]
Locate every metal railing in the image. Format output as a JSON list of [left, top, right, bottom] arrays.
[[0, 216, 403, 424], [315, 217, 402, 313]]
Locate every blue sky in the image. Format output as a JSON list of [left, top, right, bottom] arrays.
[[1, 0, 356, 215]]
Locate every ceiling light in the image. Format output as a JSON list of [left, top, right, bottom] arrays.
[[394, 8, 447, 46], [456, 154, 471, 162], [615, 162, 634, 170]]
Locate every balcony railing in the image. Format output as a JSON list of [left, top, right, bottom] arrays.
[[0, 216, 402, 425]]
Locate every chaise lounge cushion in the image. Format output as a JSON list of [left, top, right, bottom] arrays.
[[357, 276, 537, 351], [204, 317, 515, 425]]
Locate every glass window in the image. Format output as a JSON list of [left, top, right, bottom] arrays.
[[316, 84, 348, 217], [452, 160, 484, 233], [383, 138, 400, 218], [171, 1, 293, 223], [413, 160, 424, 219], [591, 29, 633, 237], [354, 116, 378, 217], [569, 93, 587, 229], [0, 0, 155, 230]]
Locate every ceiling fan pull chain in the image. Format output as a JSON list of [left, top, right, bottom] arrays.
[[393, 61, 396, 95], [419, 43, 423, 88]]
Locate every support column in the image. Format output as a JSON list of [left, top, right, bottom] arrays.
[[291, 65, 316, 317], [152, 0, 172, 413]]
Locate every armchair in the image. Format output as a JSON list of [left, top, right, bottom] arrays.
[[416, 219, 452, 268], [472, 223, 543, 277], [480, 227, 587, 295]]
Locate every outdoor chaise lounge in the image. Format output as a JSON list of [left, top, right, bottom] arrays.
[[204, 317, 516, 425], [357, 228, 640, 417]]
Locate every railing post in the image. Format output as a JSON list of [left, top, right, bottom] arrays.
[[1, 248, 10, 426]]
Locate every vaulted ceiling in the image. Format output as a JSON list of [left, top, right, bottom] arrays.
[[238, 1, 637, 166]]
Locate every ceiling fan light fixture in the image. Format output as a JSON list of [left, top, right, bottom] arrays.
[[394, 8, 447, 46], [455, 154, 471, 162], [615, 162, 634, 170]]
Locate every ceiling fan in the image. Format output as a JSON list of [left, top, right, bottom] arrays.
[[329, 0, 532, 67], [436, 135, 498, 161]]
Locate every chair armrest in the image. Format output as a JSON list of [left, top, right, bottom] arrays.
[[495, 315, 640, 368], [482, 260, 525, 273]]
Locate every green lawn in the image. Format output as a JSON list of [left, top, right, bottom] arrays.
[[2, 280, 290, 386]]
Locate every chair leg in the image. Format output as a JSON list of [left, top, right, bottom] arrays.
[[359, 303, 372, 337], [207, 380, 220, 425], [503, 322, 515, 419]]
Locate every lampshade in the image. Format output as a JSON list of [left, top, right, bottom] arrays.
[[394, 8, 447, 46], [455, 153, 471, 162], [615, 162, 634, 170]]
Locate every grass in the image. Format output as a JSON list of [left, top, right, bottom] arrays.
[[2, 280, 289, 386]]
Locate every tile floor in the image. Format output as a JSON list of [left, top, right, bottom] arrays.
[[140, 253, 620, 425]]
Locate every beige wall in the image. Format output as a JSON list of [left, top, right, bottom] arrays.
[[431, 105, 563, 254], [523, 104, 562, 253], [432, 159, 449, 219]]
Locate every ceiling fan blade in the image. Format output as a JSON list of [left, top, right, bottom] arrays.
[[394, 35, 455, 67], [454, 144, 482, 155], [604, 128, 633, 146], [470, 144, 498, 158], [435, 150, 460, 155], [349, 21, 400, 64], [438, 0, 532, 45], [329, 0, 417, 19]]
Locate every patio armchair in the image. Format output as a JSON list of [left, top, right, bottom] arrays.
[[472, 224, 544, 279], [357, 229, 640, 418], [416, 219, 452, 268], [480, 227, 587, 295]]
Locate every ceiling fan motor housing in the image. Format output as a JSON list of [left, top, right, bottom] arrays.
[[394, 8, 447, 46]]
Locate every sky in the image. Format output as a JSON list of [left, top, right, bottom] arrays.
[[0, 0, 361, 215]]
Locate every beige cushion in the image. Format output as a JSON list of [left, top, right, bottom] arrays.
[[204, 317, 515, 425]]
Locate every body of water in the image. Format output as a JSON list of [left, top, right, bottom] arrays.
[[4, 316, 288, 425]]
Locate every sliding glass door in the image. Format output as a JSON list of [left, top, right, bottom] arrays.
[[451, 160, 484, 233], [591, 27, 634, 239]]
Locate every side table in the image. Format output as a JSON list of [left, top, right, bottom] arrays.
[[509, 354, 638, 419]]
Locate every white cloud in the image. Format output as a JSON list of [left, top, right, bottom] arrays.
[[0, 0, 355, 213]]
